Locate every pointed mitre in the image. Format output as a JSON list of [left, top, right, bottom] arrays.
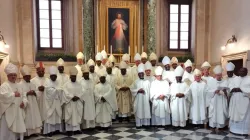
[[226, 62, 235, 71], [76, 52, 84, 59], [141, 52, 148, 58], [69, 67, 78, 75], [87, 59, 95, 67], [21, 65, 31, 76], [149, 52, 157, 61], [201, 61, 211, 69], [101, 50, 107, 59], [171, 57, 178, 64], [155, 66, 163, 76], [174, 66, 184, 77], [56, 58, 65, 66], [184, 59, 192, 68], [145, 61, 152, 70], [134, 53, 141, 61], [213, 65, 223, 74], [162, 56, 171, 65]]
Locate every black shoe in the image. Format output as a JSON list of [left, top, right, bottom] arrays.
[[112, 119, 116, 122], [119, 117, 123, 123], [74, 130, 82, 134], [47, 132, 53, 137], [136, 126, 142, 129], [67, 131, 73, 136], [127, 117, 130, 122]]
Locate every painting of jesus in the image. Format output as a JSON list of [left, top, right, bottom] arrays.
[[108, 8, 129, 54]]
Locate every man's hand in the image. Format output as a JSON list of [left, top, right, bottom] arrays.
[[236, 88, 242, 92], [20, 102, 24, 109], [101, 97, 106, 102], [72, 96, 80, 102], [215, 90, 220, 94], [38, 86, 45, 92], [27, 90, 35, 96], [15, 91, 21, 97], [158, 95, 165, 100], [138, 88, 145, 94]]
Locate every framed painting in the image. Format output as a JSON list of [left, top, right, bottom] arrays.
[[108, 8, 130, 54]]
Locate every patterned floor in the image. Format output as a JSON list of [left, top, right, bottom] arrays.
[[28, 122, 250, 140]]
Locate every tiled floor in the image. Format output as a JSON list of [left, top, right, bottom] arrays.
[[28, 122, 250, 140]]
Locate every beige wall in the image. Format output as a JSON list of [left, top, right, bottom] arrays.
[[209, 0, 250, 64]]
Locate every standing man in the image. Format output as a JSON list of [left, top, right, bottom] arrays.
[[150, 66, 171, 127], [141, 52, 148, 64], [43, 66, 63, 136], [56, 58, 69, 87], [75, 52, 85, 81], [95, 52, 106, 76], [225, 62, 236, 87], [130, 64, 151, 128], [201, 61, 213, 83], [108, 54, 119, 77], [229, 68, 250, 135], [149, 52, 158, 76], [145, 61, 155, 83], [182, 59, 194, 86], [170, 66, 189, 127], [62, 67, 83, 136], [87, 59, 99, 84], [162, 56, 175, 84], [0, 63, 27, 140], [31, 62, 48, 122], [170, 57, 178, 70], [80, 65, 96, 129], [19, 65, 42, 137], [94, 72, 118, 129], [207, 65, 228, 132], [116, 61, 133, 122], [122, 53, 131, 74], [131, 53, 141, 82], [188, 69, 208, 128]]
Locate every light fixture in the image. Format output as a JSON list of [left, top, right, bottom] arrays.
[[221, 35, 237, 51], [0, 31, 9, 49]]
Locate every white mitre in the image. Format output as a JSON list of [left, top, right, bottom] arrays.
[[193, 69, 202, 76], [4, 63, 18, 75], [101, 50, 108, 59], [145, 61, 152, 70], [69, 67, 78, 75], [21, 65, 31, 76], [49, 66, 58, 75], [76, 52, 84, 59], [105, 60, 113, 68], [95, 53, 103, 61], [226, 62, 235, 71], [149, 52, 157, 61], [201, 61, 211, 69], [122, 53, 130, 61], [174, 66, 184, 77], [87, 59, 95, 67], [119, 61, 127, 69], [155, 66, 163, 76], [162, 56, 171, 65], [134, 53, 141, 61], [141, 52, 148, 58], [137, 63, 145, 73], [213, 65, 223, 74], [56, 58, 65, 66], [81, 65, 89, 73], [108, 54, 116, 63], [184, 59, 192, 68], [171, 57, 178, 64]]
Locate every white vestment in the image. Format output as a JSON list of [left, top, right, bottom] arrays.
[[0, 81, 27, 140], [131, 65, 139, 82], [145, 76, 155, 84], [95, 65, 106, 76], [229, 76, 250, 135], [207, 78, 228, 128], [57, 73, 69, 88], [75, 64, 84, 81], [182, 71, 194, 83], [112, 66, 119, 77], [62, 81, 83, 131], [150, 80, 171, 125], [130, 79, 151, 127], [89, 72, 99, 84], [94, 82, 118, 127], [43, 80, 63, 134], [162, 70, 175, 83], [188, 81, 208, 124], [106, 74, 118, 119], [170, 82, 190, 127], [80, 79, 96, 129], [31, 76, 49, 121], [19, 80, 42, 136], [151, 66, 157, 76]]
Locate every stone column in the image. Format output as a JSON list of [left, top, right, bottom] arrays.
[[147, 0, 156, 54], [82, 0, 94, 60]]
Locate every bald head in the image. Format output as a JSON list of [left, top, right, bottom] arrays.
[[239, 67, 248, 77]]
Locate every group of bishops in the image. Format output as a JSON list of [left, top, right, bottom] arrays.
[[0, 50, 250, 140]]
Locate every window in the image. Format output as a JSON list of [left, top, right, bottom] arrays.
[[36, 0, 63, 49], [168, 0, 192, 51]]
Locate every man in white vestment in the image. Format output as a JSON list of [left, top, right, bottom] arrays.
[[116, 61, 133, 122], [80, 65, 96, 129], [108, 54, 119, 77], [188, 69, 208, 128], [149, 52, 158, 76], [229, 68, 250, 135], [56, 58, 69, 87], [150, 66, 171, 127], [131, 53, 141, 82], [94, 71, 118, 129], [201, 61, 214, 85], [122, 53, 132, 74], [162, 56, 175, 84], [95, 52, 106, 76], [87, 59, 99, 84], [170, 66, 189, 127], [0, 63, 27, 140], [144, 61, 155, 83], [225, 62, 236, 89], [130, 64, 151, 128], [62, 67, 83, 136], [75, 52, 85, 81], [31, 62, 48, 122], [182, 59, 194, 86], [43, 66, 63, 136], [207, 65, 229, 132], [19, 65, 42, 137], [101, 50, 108, 65], [141, 52, 148, 64], [170, 56, 178, 71], [106, 61, 118, 121]]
